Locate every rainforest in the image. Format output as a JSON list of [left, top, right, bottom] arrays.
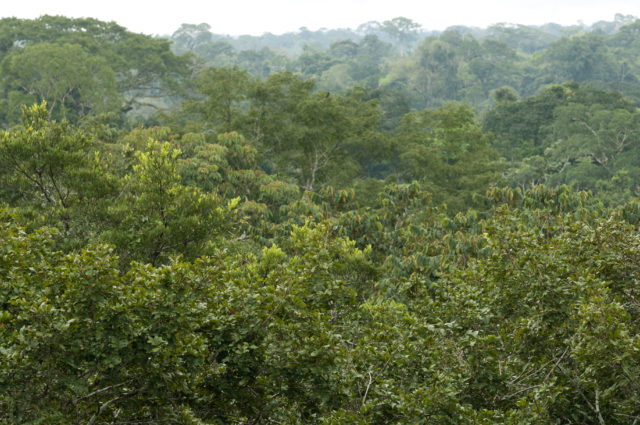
[[1, 14, 640, 424]]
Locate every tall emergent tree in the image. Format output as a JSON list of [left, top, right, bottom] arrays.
[[0, 102, 111, 241]]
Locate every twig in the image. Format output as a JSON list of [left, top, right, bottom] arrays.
[[595, 388, 606, 425], [78, 381, 130, 402], [543, 346, 569, 383], [361, 371, 373, 407], [86, 386, 146, 425], [614, 413, 640, 425], [500, 384, 542, 401], [110, 407, 122, 425], [501, 347, 568, 402]]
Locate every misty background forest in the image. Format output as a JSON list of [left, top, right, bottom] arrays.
[[2, 13, 640, 424]]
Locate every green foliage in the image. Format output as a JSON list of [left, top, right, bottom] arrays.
[[3, 13, 640, 424], [431, 186, 640, 424], [543, 33, 617, 83], [484, 83, 640, 204], [104, 139, 229, 266], [1, 42, 119, 123], [189, 69, 385, 191], [0, 212, 214, 424], [0, 102, 114, 245], [397, 103, 503, 211], [0, 16, 192, 126], [161, 15, 640, 112], [188, 66, 251, 132]]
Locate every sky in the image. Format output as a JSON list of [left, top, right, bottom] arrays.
[[2, 0, 639, 36]]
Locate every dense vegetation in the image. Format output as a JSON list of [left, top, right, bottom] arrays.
[[1, 14, 640, 424]]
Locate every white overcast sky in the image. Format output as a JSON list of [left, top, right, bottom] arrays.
[[2, 0, 639, 36]]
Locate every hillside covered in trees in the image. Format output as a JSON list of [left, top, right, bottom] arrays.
[[1, 14, 640, 424]]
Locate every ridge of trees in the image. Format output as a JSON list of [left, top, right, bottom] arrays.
[[167, 14, 640, 110]]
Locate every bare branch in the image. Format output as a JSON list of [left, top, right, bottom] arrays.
[[595, 387, 606, 425], [77, 381, 131, 402], [361, 371, 373, 407]]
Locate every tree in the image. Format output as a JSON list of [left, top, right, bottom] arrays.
[[486, 23, 558, 53], [178, 131, 300, 234], [0, 16, 192, 121], [0, 209, 217, 424], [544, 102, 640, 196], [115, 33, 192, 114], [543, 33, 617, 83], [484, 83, 640, 202], [0, 102, 112, 241], [104, 139, 231, 267], [482, 83, 572, 159], [0, 42, 119, 123], [411, 37, 460, 107], [170, 23, 213, 54], [397, 103, 503, 210], [432, 186, 640, 424], [293, 45, 336, 77], [466, 40, 519, 97], [194, 40, 235, 66], [268, 88, 381, 191], [243, 70, 315, 146], [381, 17, 421, 55], [189, 66, 251, 133]]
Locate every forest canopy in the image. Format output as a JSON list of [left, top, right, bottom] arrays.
[[1, 14, 640, 424]]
